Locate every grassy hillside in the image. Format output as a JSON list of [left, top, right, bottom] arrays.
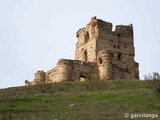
[[0, 79, 160, 120]]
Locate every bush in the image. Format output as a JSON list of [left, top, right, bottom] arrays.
[[85, 75, 106, 90], [144, 72, 160, 98], [144, 72, 160, 80], [35, 82, 53, 93]]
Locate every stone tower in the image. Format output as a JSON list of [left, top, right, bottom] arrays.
[[25, 17, 139, 85], [75, 16, 139, 80]]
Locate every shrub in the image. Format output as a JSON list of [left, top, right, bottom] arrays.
[[85, 75, 106, 90], [144, 72, 160, 80], [35, 82, 53, 93], [144, 72, 160, 98]]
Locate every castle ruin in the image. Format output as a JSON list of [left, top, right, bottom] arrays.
[[25, 17, 139, 85]]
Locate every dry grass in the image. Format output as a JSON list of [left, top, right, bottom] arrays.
[[0, 78, 160, 120]]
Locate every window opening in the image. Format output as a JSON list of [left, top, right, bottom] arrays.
[[84, 32, 89, 43], [118, 34, 120, 38], [84, 51, 87, 62], [118, 53, 122, 60], [99, 58, 103, 64], [117, 34, 122, 41]]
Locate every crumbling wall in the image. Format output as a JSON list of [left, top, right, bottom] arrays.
[[33, 70, 45, 83], [25, 59, 98, 86], [46, 59, 98, 82], [25, 70, 46, 85]]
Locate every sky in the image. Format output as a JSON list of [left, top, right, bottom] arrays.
[[0, 0, 160, 89]]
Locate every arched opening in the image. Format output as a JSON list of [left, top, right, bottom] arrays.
[[84, 51, 87, 62], [80, 75, 86, 81], [99, 58, 103, 64]]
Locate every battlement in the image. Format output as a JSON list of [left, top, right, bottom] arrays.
[[115, 24, 133, 30]]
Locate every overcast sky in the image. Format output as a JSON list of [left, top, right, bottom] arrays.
[[0, 0, 160, 88]]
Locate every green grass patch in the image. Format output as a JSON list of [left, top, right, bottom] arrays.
[[0, 79, 159, 119]]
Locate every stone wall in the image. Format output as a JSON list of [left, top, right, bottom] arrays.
[[46, 59, 98, 82], [75, 39, 97, 62], [25, 59, 98, 85]]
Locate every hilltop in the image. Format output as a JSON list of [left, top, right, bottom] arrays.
[[0, 79, 160, 120]]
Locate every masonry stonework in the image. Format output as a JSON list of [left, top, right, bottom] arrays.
[[25, 17, 139, 85]]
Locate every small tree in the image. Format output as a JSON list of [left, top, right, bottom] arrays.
[[144, 72, 160, 80]]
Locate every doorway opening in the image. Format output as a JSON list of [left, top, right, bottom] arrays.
[[80, 75, 86, 81]]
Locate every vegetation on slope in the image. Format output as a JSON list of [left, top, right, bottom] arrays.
[[0, 76, 160, 120]]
